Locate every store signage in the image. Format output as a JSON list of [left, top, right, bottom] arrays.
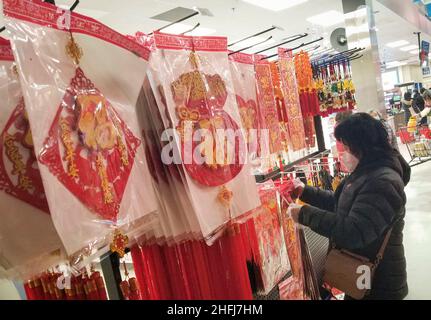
[[422, 66, 431, 76], [420, 40, 429, 68]]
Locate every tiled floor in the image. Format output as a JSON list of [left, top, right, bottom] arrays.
[[403, 158, 431, 300]]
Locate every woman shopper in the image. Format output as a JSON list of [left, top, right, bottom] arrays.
[[289, 113, 410, 300], [368, 109, 399, 150], [412, 89, 427, 125], [401, 91, 414, 125], [418, 90, 431, 125]]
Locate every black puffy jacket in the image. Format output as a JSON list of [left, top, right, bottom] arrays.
[[298, 152, 411, 300]]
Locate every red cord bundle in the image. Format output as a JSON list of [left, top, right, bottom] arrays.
[[131, 226, 253, 300], [24, 270, 108, 300]]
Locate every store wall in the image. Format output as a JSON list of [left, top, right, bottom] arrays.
[[0, 279, 21, 300], [343, 0, 386, 114], [398, 64, 431, 87]]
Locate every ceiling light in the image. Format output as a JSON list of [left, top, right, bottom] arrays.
[[306, 10, 345, 27], [242, 0, 309, 12], [162, 23, 216, 36], [386, 40, 409, 48], [400, 45, 419, 51], [386, 60, 408, 68]]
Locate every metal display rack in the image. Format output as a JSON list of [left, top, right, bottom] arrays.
[[99, 115, 330, 300], [398, 125, 431, 167]]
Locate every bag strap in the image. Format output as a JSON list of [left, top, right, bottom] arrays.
[[373, 216, 401, 267]]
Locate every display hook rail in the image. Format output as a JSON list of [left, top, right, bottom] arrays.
[[228, 25, 284, 47], [260, 36, 323, 61], [254, 33, 308, 55]]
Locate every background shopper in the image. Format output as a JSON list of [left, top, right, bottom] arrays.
[[401, 91, 414, 124], [413, 89, 427, 125], [368, 109, 399, 150]]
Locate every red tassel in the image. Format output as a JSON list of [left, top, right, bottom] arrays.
[[128, 278, 142, 300]]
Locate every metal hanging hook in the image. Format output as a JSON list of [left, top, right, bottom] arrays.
[[254, 33, 308, 55], [150, 10, 200, 35], [228, 25, 283, 47], [181, 22, 200, 35], [228, 36, 273, 56]]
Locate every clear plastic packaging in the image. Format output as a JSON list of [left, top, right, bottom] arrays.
[[146, 32, 260, 244], [228, 52, 272, 175], [249, 180, 290, 295], [278, 48, 308, 161], [0, 37, 66, 280], [254, 55, 283, 169], [4, 0, 158, 261]]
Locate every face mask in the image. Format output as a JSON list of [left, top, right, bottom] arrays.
[[341, 151, 359, 173]]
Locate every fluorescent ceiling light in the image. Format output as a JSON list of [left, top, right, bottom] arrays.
[[386, 40, 409, 48], [306, 10, 345, 27], [386, 60, 407, 68], [242, 0, 308, 11], [162, 23, 216, 36], [400, 45, 419, 51]]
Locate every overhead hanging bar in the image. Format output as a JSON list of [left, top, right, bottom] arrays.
[[150, 10, 200, 35], [182, 22, 200, 35], [0, 27, 5, 33], [228, 36, 273, 56], [259, 36, 322, 60], [304, 45, 321, 54], [254, 33, 308, 55], [289, 37, 324, 52], [70, 0, 80, 11], [228, 25, 281, 47], [311, 47, 365, 64]]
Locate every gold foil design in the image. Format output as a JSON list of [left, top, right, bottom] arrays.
[[110, 229, 129, 258], [66, 34, 83, 65], [217, 185, 233, 208], [117, 136, 129, 166], [96, 153, 113, 204], [60, 118, 79, 178], [3, 134, 33, 190]]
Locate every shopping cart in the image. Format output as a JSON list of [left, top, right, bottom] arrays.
[[398, 125, 431, 166]]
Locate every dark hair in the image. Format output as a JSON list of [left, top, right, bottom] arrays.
[[404, 91, 411, 100], [335, 110, 353, 124], [420, 87, 427, 94], [423, 89, 431, 101], [334, 113, 393, 160]]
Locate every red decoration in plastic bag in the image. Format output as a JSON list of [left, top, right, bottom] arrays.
[[172, 53, 244, 187], [0, 98, 49, 213], [39, 68, 140, 221]]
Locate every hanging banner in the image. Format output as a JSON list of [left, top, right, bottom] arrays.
[[254, 55, 283, 155], [278, 48, 306, 152], [420, 40, 429, 69]]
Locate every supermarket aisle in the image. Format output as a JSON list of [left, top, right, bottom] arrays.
[[404, 160, 431, 300]]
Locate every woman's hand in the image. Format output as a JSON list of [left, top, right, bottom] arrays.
[[291, 178, 305, 200], [288, 203, 304, 223]]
